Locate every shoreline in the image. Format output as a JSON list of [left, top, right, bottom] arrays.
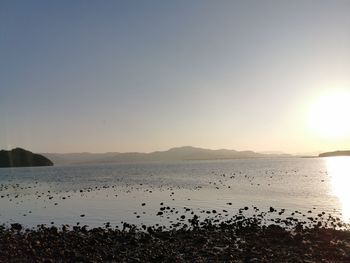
[[1, 210, 350, 262]]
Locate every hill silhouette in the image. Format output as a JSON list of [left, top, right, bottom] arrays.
[[319, 151, 350, 157], [43, 146, 291, 165], [0, 148, 54, 167]]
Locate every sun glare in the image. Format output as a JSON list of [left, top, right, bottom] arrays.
[[326, 157, 350, 221], [309, 90, 350, 139]]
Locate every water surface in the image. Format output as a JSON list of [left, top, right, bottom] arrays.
[[0, 157, 348, 228]]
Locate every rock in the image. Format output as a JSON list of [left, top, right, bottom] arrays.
[[10, 223, 22, 231]]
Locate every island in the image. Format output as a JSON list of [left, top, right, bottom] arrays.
[[319, 150, 350, 157], [0, 148, 54, 167]]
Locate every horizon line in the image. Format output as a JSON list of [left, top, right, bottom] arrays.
[[1, 145, 328, 156]]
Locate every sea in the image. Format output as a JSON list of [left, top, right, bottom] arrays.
[[0, 157, 349, 228]]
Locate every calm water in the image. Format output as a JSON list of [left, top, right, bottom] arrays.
[[0, 157, 349, 228]]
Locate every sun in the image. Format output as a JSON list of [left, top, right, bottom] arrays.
[[308, 90, 350, 139]]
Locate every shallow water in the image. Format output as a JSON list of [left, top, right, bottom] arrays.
[[0, 157, 349, 228]]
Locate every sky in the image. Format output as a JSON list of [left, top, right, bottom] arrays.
[[1, 0, 350, 154]]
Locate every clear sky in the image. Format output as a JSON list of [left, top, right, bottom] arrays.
[[1, 0, 349, 153]]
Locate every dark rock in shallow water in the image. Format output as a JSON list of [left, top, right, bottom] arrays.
[[10, 223, 22, 231], [0, 148, 53, 167]]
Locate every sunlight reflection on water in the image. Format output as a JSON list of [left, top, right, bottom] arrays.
[[326, 157, 350, 222], [0, 158, 345, 227]]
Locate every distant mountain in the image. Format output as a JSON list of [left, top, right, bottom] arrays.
[[259, 151, 291, 156], [294, 151, 321, 157], [319, 151, 350, 157], [42, 146, 292, 165], [42, 152, 119, 165], [0, 148, 53, 168]]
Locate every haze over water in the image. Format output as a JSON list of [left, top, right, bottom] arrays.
[[0, 157, 349, 228]]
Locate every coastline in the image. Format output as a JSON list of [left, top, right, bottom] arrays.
[[1, 209, 350, 262]]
